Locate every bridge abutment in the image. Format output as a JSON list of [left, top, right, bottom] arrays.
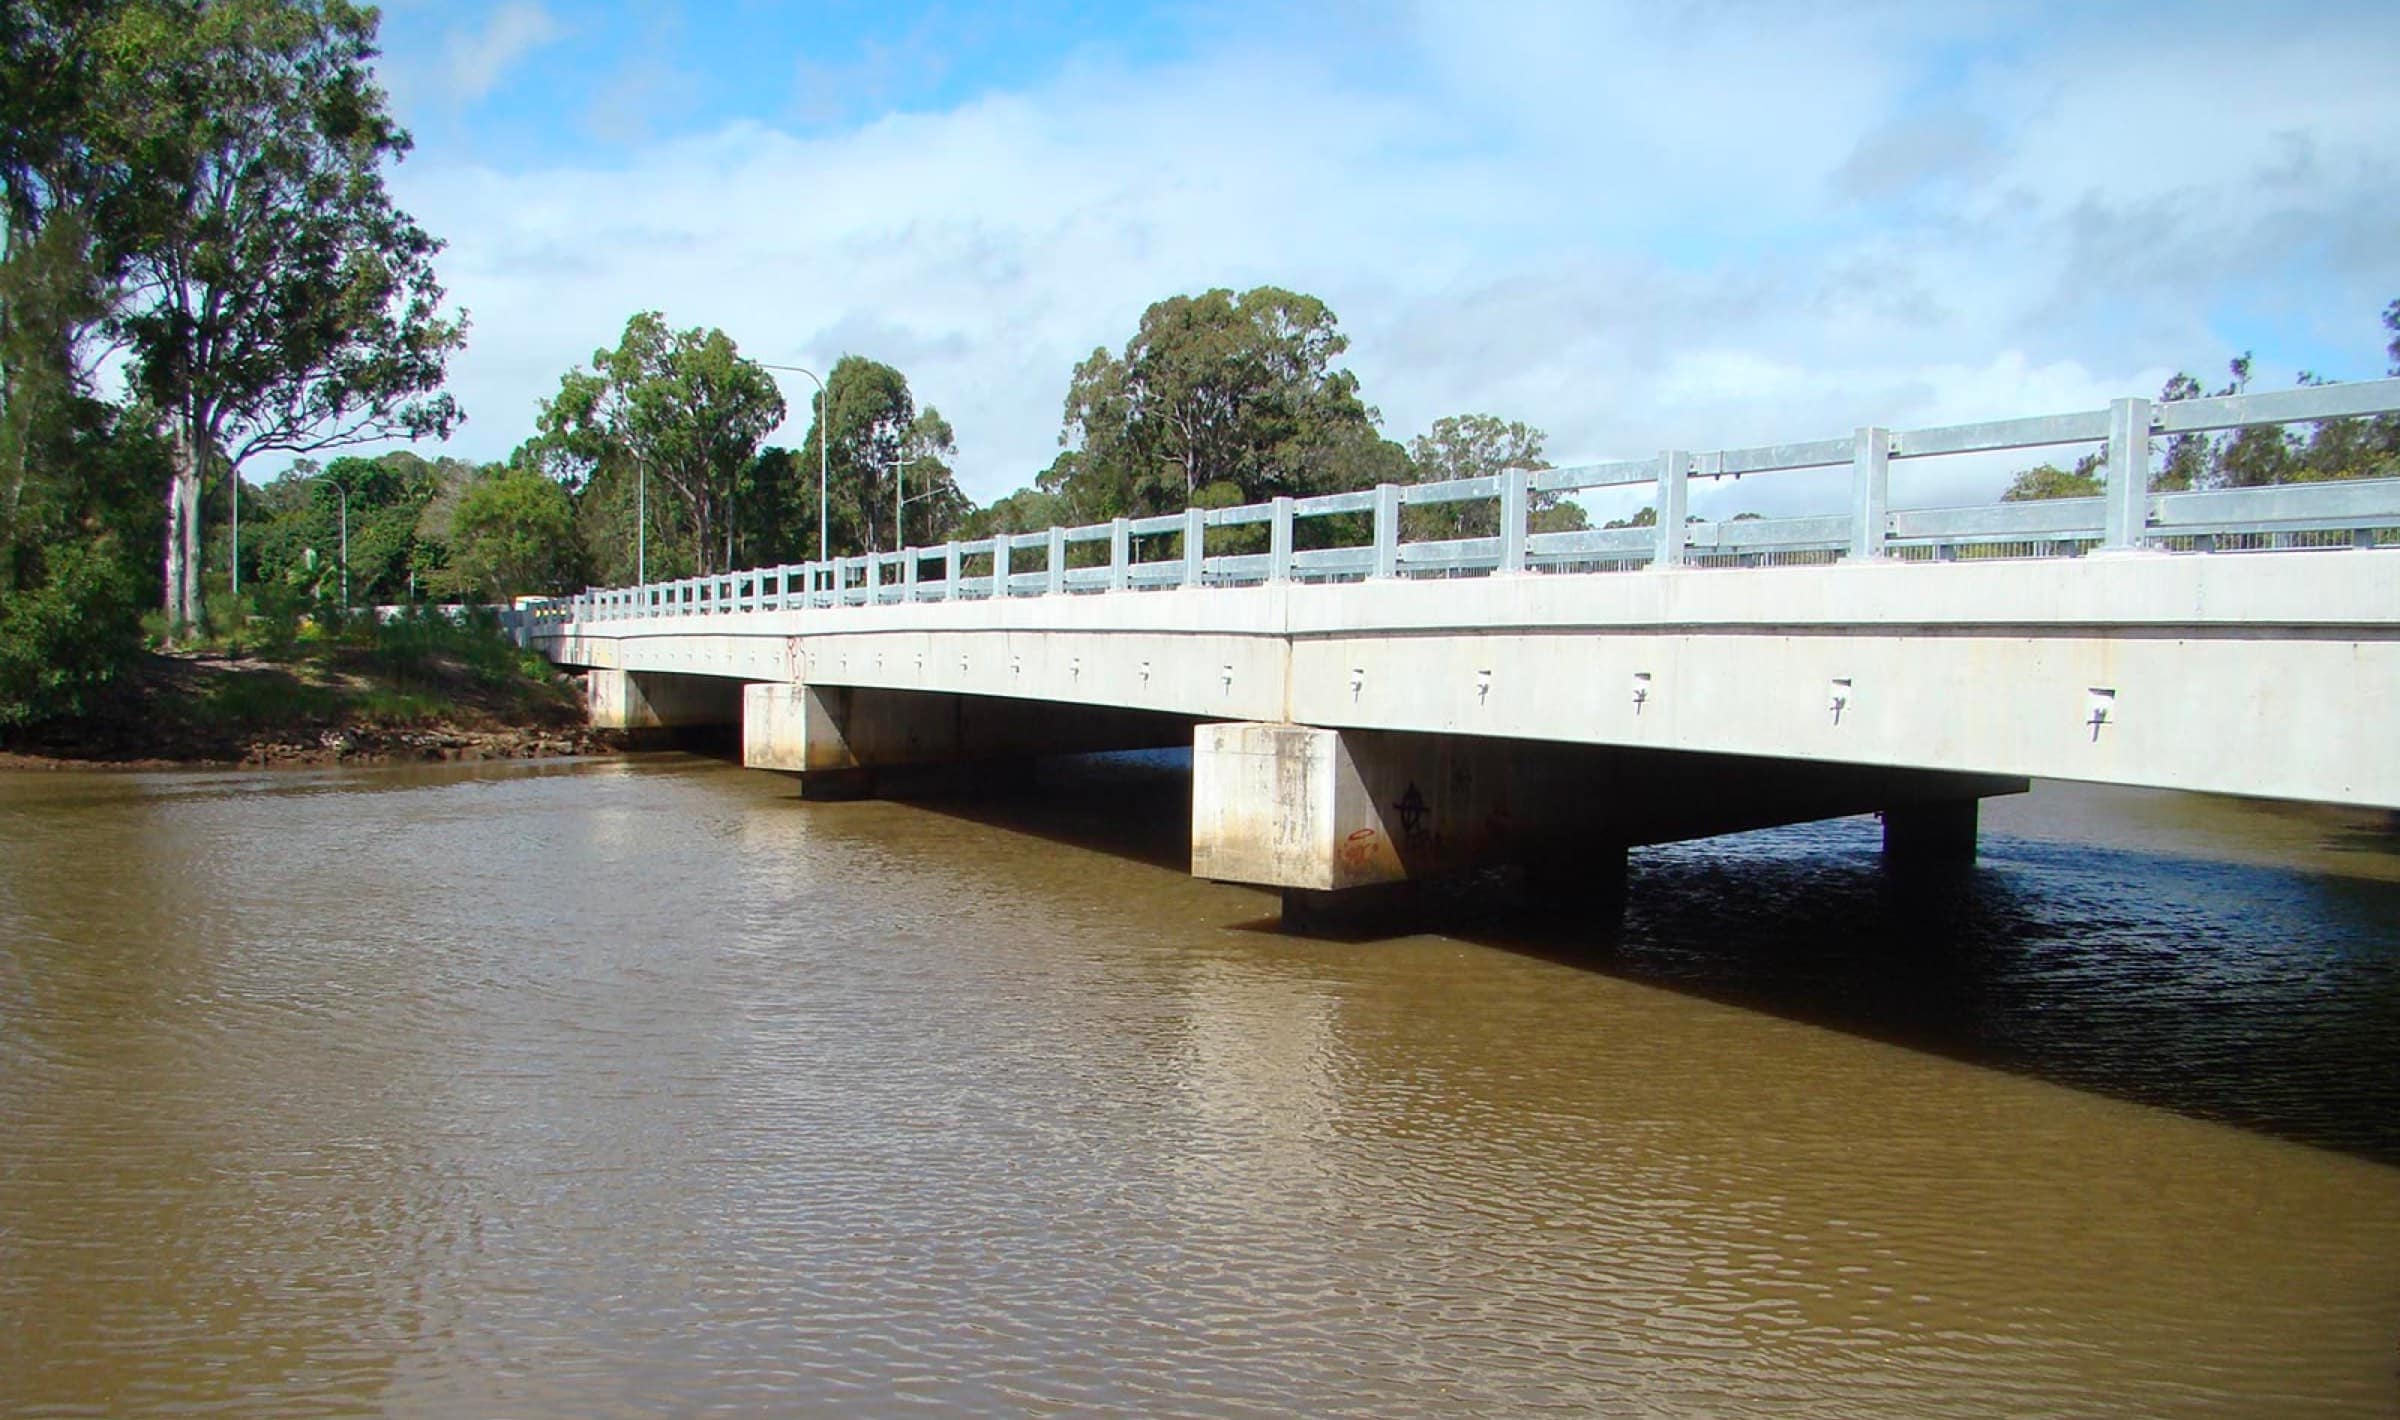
[[587, 668, 743, 733], [743, 682, 1195, 794], [1192, 722, 2024, 926]]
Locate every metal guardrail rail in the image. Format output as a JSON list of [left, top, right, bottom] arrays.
[[533, 378, 2400, 625]]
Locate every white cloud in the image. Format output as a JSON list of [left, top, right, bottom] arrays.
[[442, 3, 566, 104], [385, 1, 2400, 515]]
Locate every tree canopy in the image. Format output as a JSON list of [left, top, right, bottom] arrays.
[[449, 466, 581, 600], [1403, 414, 1586, 538], [533, 312, 784, 577], [792, 354, 966, 556], [2003, 314, 2400, 501], [91, 0, 463, 629], [1050, 286, 1388, 518]]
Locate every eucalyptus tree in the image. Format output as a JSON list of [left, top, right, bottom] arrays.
[[1403, 414, 1584, 538], [1056, 286, 1384, 517], [97, 0, 466, 632], [536, 312, 785, 577], [793, 355, 964, 556]]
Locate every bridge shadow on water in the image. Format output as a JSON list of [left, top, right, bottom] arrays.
[[875, 748, 2400, 1170]]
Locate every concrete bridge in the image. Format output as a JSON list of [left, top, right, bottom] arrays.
[[525, 379, 2400, 921]]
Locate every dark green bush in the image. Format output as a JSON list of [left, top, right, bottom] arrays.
[[0, 539, 143, 727]]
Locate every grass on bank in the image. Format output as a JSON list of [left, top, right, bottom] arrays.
[[1, 586, 586, 760], [165, 594, 580, 733]]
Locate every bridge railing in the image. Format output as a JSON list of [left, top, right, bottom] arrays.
[[529, 376, 2400, 626]]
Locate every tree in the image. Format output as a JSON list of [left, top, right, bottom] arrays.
[[1056, 286, 1383, 518], [0, 3, 170, 612], [2000, 459, 2103, 502], [449, 467, 581, 600], [81, 0, 468, 633], [793, 355, 964, 556], [241, 449, 451, 606], [959, 485, 1074, 539], [1403, 414, 1586, 538], [536, 312, 784, 577], [2003, 317, 2400, 499]]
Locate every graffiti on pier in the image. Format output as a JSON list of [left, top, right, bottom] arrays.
[[1392, 781, 1432, 849]]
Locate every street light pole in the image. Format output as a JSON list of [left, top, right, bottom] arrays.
[[757, 363, 829, 563], [318, 471, 351, 614]]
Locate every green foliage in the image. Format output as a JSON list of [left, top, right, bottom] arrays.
[[1055, 286, 1384, 518], [572, 453, 691, 587], [362, 606, 563, 714], [3, 0, 466, 632], [786, 355, 966, 557], [449, 466, 581, 599], [236, 449, 495, 607], [959, 485, 1075, 539], [0, 537, 142, 726], [535, 312, 783, 575], [195, 666, 340, 729], [2002, 309, 2400, 499], [175, 605, 568, 735], [2001, 458, 2104, 502], [1402, 414, 1585, 539]]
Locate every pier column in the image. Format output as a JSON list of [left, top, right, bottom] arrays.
[[741, 683, 955, 798], [1190, 723, 1584, 892], [1881, 799, 1983, 865], [1192, 722, 2025, 927]]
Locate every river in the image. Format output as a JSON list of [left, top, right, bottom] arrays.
[[1, 753, 2395, 1416]]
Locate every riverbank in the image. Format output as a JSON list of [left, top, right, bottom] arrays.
[[0, 629, 621, 770]]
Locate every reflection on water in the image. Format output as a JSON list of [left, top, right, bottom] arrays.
[[0, 754, 2395, 1417]]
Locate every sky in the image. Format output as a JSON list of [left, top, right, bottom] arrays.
[[358, 0, 2400, 515]]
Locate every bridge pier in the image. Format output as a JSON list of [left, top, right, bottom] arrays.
[[1881, 799, 1983, 865], [1192, 723, 2023, 927], [744, 682, 1194, 795]]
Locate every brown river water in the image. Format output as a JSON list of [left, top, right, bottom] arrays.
[[1, 752, 2396, 1417]]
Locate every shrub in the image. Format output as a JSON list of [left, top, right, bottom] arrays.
[[0, 539, 143, 727]]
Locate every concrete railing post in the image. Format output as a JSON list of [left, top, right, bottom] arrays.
[[1270, 497, 1295, 582], [1372, 483, 1400, 578], [1849, 426, 1891, 561], [1184, 507, 1206, 587], [943, 542, 960, 601], [1047, 527, 1066, 595], [1656, 450, 1690, 567], [2103, 396, 2153, 551], [1110, 518, 1130, 591], [992, 533, 1011, 599], [1499, 468, 1529, 572], [903, 549, 919, 601]]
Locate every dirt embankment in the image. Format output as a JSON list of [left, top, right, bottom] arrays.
[[0, 647, 626, 770]]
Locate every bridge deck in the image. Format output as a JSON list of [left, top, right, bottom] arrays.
[[534, 550, 2400, 809]]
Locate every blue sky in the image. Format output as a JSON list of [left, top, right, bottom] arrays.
[[360, 0, 2400, 512]]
